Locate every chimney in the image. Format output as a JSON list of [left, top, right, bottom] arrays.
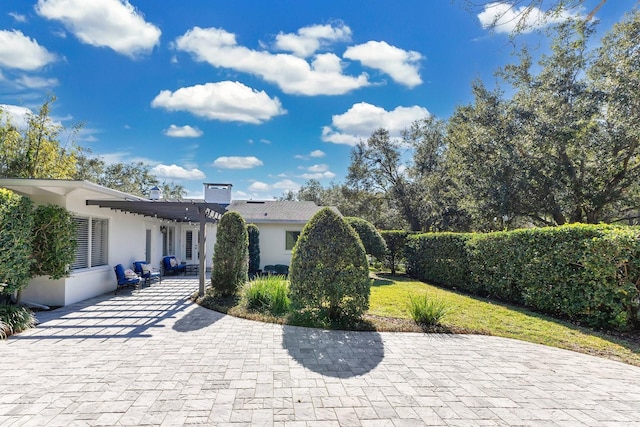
[[204, 183, 232, 206], [149, 186, 161, 200]]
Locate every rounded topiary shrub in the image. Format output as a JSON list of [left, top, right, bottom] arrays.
[[247, 223, 260, 276], [344, 216, 387, 260], [289, 207, 370, 323], [211, 211, 248, 297]]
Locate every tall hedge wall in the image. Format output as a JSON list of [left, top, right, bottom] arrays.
[[0, 189, 34, 297], [406, 224, 640, 330]]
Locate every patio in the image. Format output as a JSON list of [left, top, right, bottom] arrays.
[[2, 277, 640, 425]]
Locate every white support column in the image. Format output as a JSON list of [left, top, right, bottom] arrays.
[[198, 208, 207, 297]]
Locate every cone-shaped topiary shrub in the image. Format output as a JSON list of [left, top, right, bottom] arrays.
[[211, 211, 248, 297], [289, 207, 370, 323], [344, 216, 387, 260], [247, 223, 260, 276]]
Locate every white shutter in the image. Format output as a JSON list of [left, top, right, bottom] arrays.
[[91, 218, 108, 267], [72, 217, 89, 269]]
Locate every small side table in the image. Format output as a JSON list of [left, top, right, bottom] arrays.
[[185, 264, 199, 276]]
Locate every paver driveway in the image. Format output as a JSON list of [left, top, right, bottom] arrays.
[[2, 277, 640, 426]]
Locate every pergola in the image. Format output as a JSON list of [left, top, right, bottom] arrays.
[[86, 198, 228, 296]]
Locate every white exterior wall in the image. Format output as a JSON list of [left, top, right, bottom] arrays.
[[206, 222, 302, 270], [21, 189, 165, 306], [255, 222, 304, 268]]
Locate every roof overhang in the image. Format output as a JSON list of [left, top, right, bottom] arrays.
[[85, 199, 227, 223]]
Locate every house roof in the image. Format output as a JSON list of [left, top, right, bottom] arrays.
[[228, 200, 339, 224], [0, 178, 143, 200], [0, 179, 226, 223], [0, 179, 338, 224]]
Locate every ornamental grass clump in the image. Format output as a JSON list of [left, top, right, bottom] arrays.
[[408, 294, 450, 326], [289, 207, 370, 324], [0, 304, 36, 339], [243, 275, 290, 315]]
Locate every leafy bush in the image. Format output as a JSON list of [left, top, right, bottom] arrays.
[[289, 207, 370, 323], [407, 294, 450, 326], [380, 230, 411, 274], [0, 304, 36, 339], [247, 224, 260, 276], [406, 224, 640, 330], [211, 211, 248, 297], [243, 275, 290, 315], [31, 204, 77, 279], [405, 232, 474, 292], [344, 217, 387, 260], [0, 189, 34, 298]]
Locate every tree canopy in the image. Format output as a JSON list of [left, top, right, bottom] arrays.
[[0, 97, 186, 199], [289, 11, 640, 232]]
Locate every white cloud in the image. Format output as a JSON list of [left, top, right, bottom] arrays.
[[296, 163, 335, 180], [0, 30, 56, 70], [273, 179, 301, 191], [96, 151, 128, 165], [15, 75, 59, 89], [295, 149, 326, 160], [344, 41, 423, 87], [36, 0, 161, 57], [151, 81, 285, 124], [477, 2, 579, 34], [248, 181, 270, 192], [9, 12, 27, 23], [322, 102, 430, 146], [163, 124, 203, 138], [248, 179, 301, 193], [0, 104, 32, 129], [298, 172, 336, 180], [151, 164, 205, 180], [213, 156, 263, 170], [233, 190, 250, 199], [274, 23, 352, 57], [174, 26, 370, 96], [308, 164, 329, 173]]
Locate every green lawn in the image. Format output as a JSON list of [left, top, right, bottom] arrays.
[[369, 274, 640, 366]]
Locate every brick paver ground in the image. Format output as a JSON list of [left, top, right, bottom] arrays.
[[2, 277, 640, 426]]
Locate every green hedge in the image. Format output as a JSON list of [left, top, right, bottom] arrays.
[[0, 189, 34, 297], [406, 232, 473, 292], [406, 224, 640, 330]]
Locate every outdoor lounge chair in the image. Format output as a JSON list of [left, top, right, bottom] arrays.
[[133, 261, 161, 286], [113, 264, 141, 294], [162, 256, 186, 275]]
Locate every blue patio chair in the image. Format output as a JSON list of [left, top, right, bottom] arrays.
[[133, 261, 161, 286], [162, 256, 186, 275], [113, 264, 141, 294]]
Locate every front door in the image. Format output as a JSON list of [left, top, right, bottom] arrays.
[[185, 229, 199, 262], [145, 229, 152, 263]]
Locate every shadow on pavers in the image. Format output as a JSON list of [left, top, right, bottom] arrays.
[[282, 325, 384, 378], [173, 305, 225, 332]]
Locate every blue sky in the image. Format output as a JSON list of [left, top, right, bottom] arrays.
[[0, 0, 632, 199]]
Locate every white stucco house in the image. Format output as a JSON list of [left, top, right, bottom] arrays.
[[0, 179, 337, 307]]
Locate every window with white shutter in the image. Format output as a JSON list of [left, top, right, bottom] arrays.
[[72, 217, 89, 269], [72, 216, 109, 270], [91, 218, 108, 267]]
